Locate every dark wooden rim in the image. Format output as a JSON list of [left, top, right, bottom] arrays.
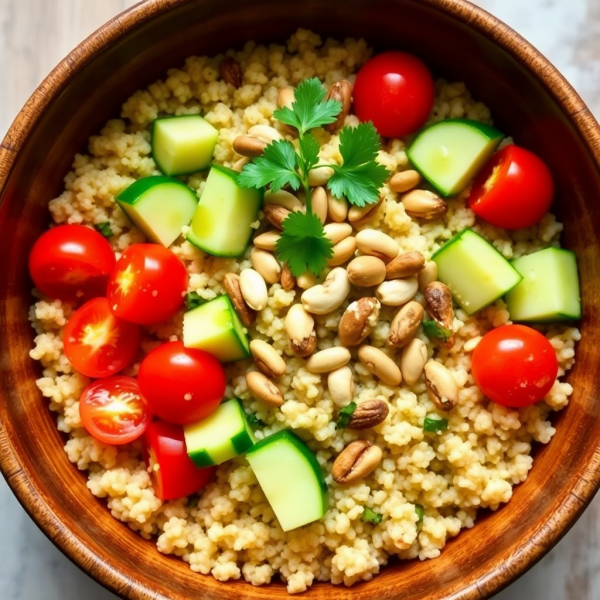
[[2, 0, 600, 598]]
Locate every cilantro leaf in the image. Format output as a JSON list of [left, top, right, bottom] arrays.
[[423, 320, 452, 342], [273, 78, 342, 135], [94, 222, 113, 238], [186, 291, 207, 311], [423, 416, 449, 434], [415, 504, 424, 526], [328, 123, 389, 207], [276, 211, 333, 277], [361, 507, 383, 525], [336, 402, 357, 429], [299, 133, 320, 172], [237, 140, 302, 192], [246, 413, 266, 428]]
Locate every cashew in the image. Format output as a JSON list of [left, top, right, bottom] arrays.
[[301, 268, 350, 314]]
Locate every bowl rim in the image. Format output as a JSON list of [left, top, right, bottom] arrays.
[[2, 0, 600, 598]]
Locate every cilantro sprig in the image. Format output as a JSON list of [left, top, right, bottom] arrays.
[[238, 77, 388, 277], [361, 507, 383, 525], [423, 319, 452, 342]]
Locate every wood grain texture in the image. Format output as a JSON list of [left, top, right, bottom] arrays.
[[1, 1, 600, 600]]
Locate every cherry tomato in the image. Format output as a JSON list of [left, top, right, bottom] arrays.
[[138, 341, 225, 425], [28, 224, 116, 301], [144, 420, 216, 500], [471, 324, 558, 408], [79, 376, 152, 445], [468, 144, 554, 229], [107, 244, 188, 325], [63, 297, 141, 378], [353, 51, 435, 138]]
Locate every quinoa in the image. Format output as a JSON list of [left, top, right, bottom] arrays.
[[29, 29, 579, 594]]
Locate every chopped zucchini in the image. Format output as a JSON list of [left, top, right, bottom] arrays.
[[246, 430, 328, 532], [407, 119, 504, 196], [432, 228, 522, 315], [117, 176, 198, 247], [184, 399, 255, 467], [183, 295, 250, 362], [506, 247, 581, 322], [152, 115, 218, 176], [187, 164, 263, 257]]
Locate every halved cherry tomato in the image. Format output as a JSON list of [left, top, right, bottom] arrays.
[[468, 144, 554, 229], [28, 224, 116, 301], [471, 324, 558, 408], [79, 376, 152, 445], [353, 51, 435, 138], [63, 297, 141, 378], [107, 244, 188, 325], [144, 420, 216, 500], [138, 341, 225, 425]]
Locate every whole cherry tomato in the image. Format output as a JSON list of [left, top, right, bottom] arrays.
[[471, 324, 558, 408], [107, 244, 188, 325], [468, 144, 554, 229], [144, 420, 216, 500], [138, 341, 225, 425], [352, 51, 435, 138], [63, 297, 141, 378], [28, 224, 116, 301], [79, 376, 152, 445]]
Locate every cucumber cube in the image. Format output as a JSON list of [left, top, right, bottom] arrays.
[[246, 430, 328, 532], [432, 228, 522, 315], [407, 119, 504, 196], [152, 115, 218, 176], [116, 176, 198, 247], [506, 247, 581, 322], [184, 399, 255, 467], [183, 295, 250, 362]]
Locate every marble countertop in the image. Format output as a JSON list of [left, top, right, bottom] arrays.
[[1, 1, 599, 598]]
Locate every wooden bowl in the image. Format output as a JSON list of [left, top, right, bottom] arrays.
[[1, 0, 599, 598]]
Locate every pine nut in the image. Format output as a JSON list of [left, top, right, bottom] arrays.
[[358, 345, 402, 386], [250, 339, 286, 379], [239, 268, 268, 311], [328, 236, 357, 267], [328, 366, 355, 408], [306, 347, 351, 373], [347, 256, 387, 287], [327, 193, 348, 222], [253, 230, 280, 251], [355, 229, 399, 262], [312, 186, 328, 223], [400, 338, 428, 386], [388, 169, 422, 193], [251, 247, 281, 284], [324, 222, 352, 245], [376, 278, 418, 306]]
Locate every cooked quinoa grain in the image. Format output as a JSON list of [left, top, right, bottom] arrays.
[[30, 29, 579, 594]]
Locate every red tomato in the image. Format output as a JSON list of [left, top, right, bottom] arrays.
[[144, 420, 216, 500], [28, 224, 116, 301], [79, 376, 152, 445], [353, 51, 435, 138], [63, 297, 141, 378], [471, 324, 558, 408], [138, 341, 225, 425], [468, 145, 554, 229], [107, 244, 188, 325]]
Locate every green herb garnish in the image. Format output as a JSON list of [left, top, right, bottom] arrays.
[[246, 413, 266, 428], [423, 319, 452, 342], [336, 401, 357, 429], [423, 416, 449, 434], [361, 507, 383, 524], [186, 291, 207, 311], [415, 504, 424, 526], [238, 77, 388, 277], [94, 222, 113, 238]]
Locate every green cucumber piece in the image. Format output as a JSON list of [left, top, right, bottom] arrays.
[[506, 247, 581, 322], [117, 176, 198, 247], [187, 164, 263, 257], [246, 430, 328, 532], [407, 119, 504, 196], [183, 295, 250, 362], [432, 228, 522, 315], [152, 115, 218, 176], [184, 399, 255, 467]]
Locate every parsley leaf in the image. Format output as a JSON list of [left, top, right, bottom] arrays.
[[415, 504, 424, 526], [423, 320, 452, 342], [328, 123, 389, 207], [246, 413, 266, 428], [237, 140, 302, 192], [361, 507, 383, 525], [276, 211, 333, 277], [186, 291, 207, 311], [423, 416, 449, 434], [336, 401, 357, 429], [94, 222, 113, 238], [273, 78, 342, 135], [299, 133, 320, 172]]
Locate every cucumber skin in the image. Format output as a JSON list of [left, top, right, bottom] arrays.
[[117, 175, 197, 205], [247, 430, 328, 508], [407, 119, 504, 197], [151, 115, 215, 177]]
